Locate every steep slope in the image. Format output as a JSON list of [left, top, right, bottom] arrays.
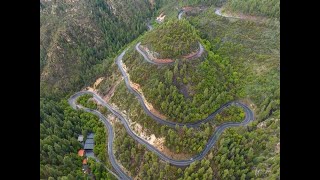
[[121, 25, 243, 125], [40, 0, 157, 179], [104, 2, 279, 179], [40, 0, 154, 97], [224, 0, 280, 18], [40, 0, 280, 179], [141, 19, 200, 59], [187, 5, 280, 179]]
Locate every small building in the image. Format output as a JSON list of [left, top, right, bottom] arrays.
[[84, 133, 95, 150], [156, 12, 166, 23], [78, 149, 85, 157], [87, 133, 94, 139], [84, 143, 94, 150], [78, 135, 84, 142]]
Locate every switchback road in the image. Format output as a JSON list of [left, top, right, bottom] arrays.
[[69, 49, 254, 179]]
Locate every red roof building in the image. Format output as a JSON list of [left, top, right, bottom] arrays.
[[78, 149, 85, 157]]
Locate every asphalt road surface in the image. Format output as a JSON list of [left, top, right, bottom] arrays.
[[135, 42, 204, 66], [69, 49, 254, 179], [69, 10, 254, 179]]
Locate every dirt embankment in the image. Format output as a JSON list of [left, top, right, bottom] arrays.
[[140, 43, 203, 63], [183, 50, 199, 59], [182, 46, 203, 59], [84, 77, 104, 93], [133, 123, 164, 147], [94, 77, 104, 89], [84, 76, 122, 102], [129, 81, 167, 120], [121, 59, 168, 120], [132, 122, 192, 160], [87, 71, 193, 160], [103, 78, 122, 102], [140, 45, 174, 63]]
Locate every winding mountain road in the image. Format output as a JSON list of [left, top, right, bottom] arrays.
[[69, 9, 255, 179], [69, 49, 254, 179], [135, 42, 204, 65]]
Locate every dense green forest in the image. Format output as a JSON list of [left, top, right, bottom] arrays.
[[87, 158, 117, 180], [41, 0, 279, 179], [40, 97, 116, 179], [105, 109, 216, 179], [187, 6, 280, 123], [142, 19, 199, 58], [123, 37, 245, 123], [110, 82, 213, 156], [225, 0, 280, 18], [110, 81, 246, 155], [40, 0, 156, 178], [212, 115, 280, 179], [40, 0, 154, 97], [76, 94, 97, 109], [40, 99, 83, 179]]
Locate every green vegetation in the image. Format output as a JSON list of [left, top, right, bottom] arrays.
[[40, 99, 84, 179], [166, 124, 213, 154], [41, 0, 279, 179], [113, 122, 147, 177], [110, 82, 214, 155], [40, 0, 154, 97], [123, 38, 244, 123], [110, 81, 247, 156], [188, 6, 280, 122], [142, 19, 199, 58], [187, 6, 280, 179], [112, 116, 215, 179], [153, 0, 217, 19], [215, 105, 245, 124], [76, 94, 97, 109], [87, 158, 117, 180], [225, 0, 280, 18], [212, 115, 280, 179], [40, 96, 117, 179], [40, 0, 157, 178]]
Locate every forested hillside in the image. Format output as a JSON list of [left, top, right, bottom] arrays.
[[224, 0, 280, 18], [124, 38, 244, 123], [40, 0, 154, 97], [40, 0, 156, 179], [40, 0, 280, 179], [142, 19, 199, 58]]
